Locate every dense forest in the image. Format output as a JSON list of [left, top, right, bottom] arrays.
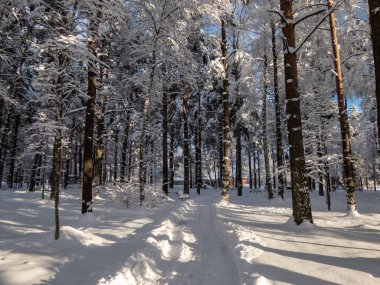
[[1, 0, 380, 234]]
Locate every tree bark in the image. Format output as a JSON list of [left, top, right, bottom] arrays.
[[263, 54, 273, 199], [94, 96, 105, 187], [271, 11, 285, 199], [368, 0, 380, 151], [196, 93, 202, 195], [121, 114, 131, 183], [327, 0, 356, 213], [169, 124, 174, 189], [280, 0, 313, 224], [183, 88, 190, 195], [248, 146, 252, 190], [162, 86, 169, 194], [82, 16, 98, 214], [221, 17, 231, 203], [7, 114, 20, 189]]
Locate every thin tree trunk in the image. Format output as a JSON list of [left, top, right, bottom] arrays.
[[29, 153, 41, 192], [113, 129, 119, 182], [121, 114, 131, 183], [169, 125, 174, 189], [271, 9, 285, 199], [280, 0, 313, 224], [196, 94, 202, 195], [183, 88, 190, 195], [263, 54, 273, 199], [221, 18, 231, 203], [162, 86, 169, 194], [7, 114, 20, 189], [253, 144, 257, 189], [257, 147, 261, 189], [248, 147, 252, 190], [327, 0, 356, 213], [139, 44, 157, 205]]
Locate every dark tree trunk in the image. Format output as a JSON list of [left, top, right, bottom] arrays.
[[82, 17, 98, 214], [162, 86, 169, 194], [280, 0, 313, 224], [221, 18, 231, 203], [218, 112, 224, 189], [169, 125, 174, 189], [271, 11, 285, 199], [183, 89, 190, 195], [121, 114, 131, 183], [7, 114, 20, 189], [263, 54, 273, 199], [328, 0, 356, 213], [0, 111, 11, 189], [29, 153, 41, 192], [257, 147, 261, 189], [368, 0, 380, 151], [127, 131, 133, 183], [113, 129, 119, 182], [94, 97, 105, 187], [195, 94, 202, 195], [248, 147, 253, 190], [253, 145, 257, 189]]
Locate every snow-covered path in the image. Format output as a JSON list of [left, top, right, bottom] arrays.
[[96, 192, 240, 285], [0, 188, 379, 285]]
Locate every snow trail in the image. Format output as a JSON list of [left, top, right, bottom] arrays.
[[98, 191, 240, 285]]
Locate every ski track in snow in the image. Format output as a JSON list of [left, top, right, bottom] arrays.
[[97, 193, 240, 285]]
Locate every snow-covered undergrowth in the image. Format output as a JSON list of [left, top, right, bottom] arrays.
[[0, 186, 379, 285]]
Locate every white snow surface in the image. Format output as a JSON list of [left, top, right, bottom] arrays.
[[0, 187, 379, 285]]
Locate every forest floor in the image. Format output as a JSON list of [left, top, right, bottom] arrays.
[[0, 185, 379, 285]]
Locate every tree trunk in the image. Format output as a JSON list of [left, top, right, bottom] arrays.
[[94, 96, 105, 187], [221, 18, 231, 203], [271, 11, 285, 199], [113, 129, 119, 182], [257, 147, 261, 189], [169, 125, 174, 189], [162, 86, 169, 194], [139, 48, 156, 205], [29, 153, 41, 192], [368, 0, 380, 151], [7, 114, 20, 189], [82, 17, 98, 214], [196, 94, 202, 195], [263, 54, 273, 199], [183, 88, 190, 195], [121, 114, 131, 183], [280, 0, 313, 224], [248, 147, 253, 190], [253, 144, 257, 189], [327, 0, 356, 213]]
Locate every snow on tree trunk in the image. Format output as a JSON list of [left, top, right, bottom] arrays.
[[221, 18, 231, 203], [263, 54, 273, 200], [82, 16, 98, 214], [280, 0, 313, 225], [183, 85, 190, 195]]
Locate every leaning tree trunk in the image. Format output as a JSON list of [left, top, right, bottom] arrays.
[[327, 0, 356, 213], [280, 0, 313, 224], [263, 54, 273, 199], [221, 17, 231, 203], [82, 17, 98, 214], [368, 0, 380, 151], [271, 11, 285, 199]]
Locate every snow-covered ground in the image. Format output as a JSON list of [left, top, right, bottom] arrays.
[[0, 186, 379, 285]]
